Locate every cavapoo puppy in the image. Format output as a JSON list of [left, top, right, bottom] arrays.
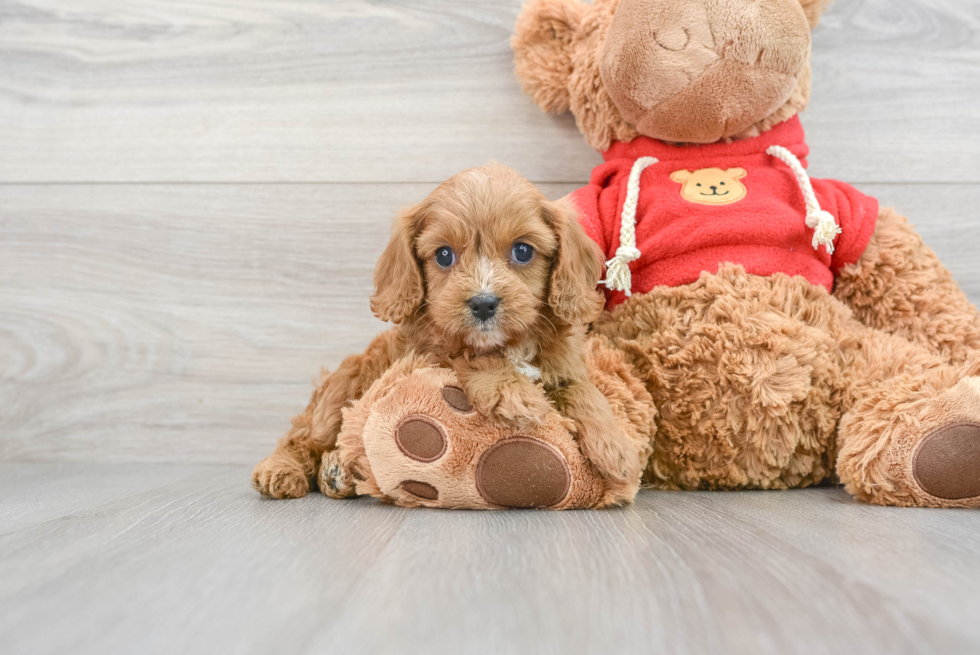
[[252, 164, 640, 501]]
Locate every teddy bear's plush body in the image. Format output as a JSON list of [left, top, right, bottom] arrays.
[[254, 0, 980, 509], [510, 0, 980, 507]]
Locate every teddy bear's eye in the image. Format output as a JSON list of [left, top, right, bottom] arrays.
[[435, 246, 455, 268], [720, 181, 725, 185], [696, 183, 702, 187]]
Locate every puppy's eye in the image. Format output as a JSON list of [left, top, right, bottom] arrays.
[[435, 246, 455, 268], [511, 242, 534, 265]]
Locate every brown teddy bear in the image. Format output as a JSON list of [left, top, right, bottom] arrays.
[[507, 0, 980, 507], [254, 0, 980, 509]]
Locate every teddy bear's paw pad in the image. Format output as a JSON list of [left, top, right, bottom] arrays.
[[914, 422, 980, 500], [395, 416, 448, 463], [400, 480, 439, 500], [475, 437, 571, 508], [441, 385, 474, 413]]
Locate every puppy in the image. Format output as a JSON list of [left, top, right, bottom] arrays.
[[252, 164, 641, 502]]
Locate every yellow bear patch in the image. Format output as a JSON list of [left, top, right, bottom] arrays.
[[670, 167, 748, 205]]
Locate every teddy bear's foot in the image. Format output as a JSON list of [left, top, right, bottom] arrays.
[[914, 421, 980, 502], [911, 376, 980, 504], [346, 366, 616, 509], [840, 375, 980, 508]]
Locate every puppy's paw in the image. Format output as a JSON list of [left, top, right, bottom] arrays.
[[577, 425, 642, 499], [318, 450, 357, 499], [252, 457, 310, 499], [492, 383, 552, 428]]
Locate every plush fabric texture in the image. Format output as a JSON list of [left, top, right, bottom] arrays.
[[512, 0, 825, 150], [327, 341, 655, 509], [833, 207, 980, 367], [573, 116, 879, 306], [598, 0, 810, 143], [589, 264, 980, 506]]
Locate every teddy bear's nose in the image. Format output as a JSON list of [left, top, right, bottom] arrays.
[[653, 25, 689, 52], [710, 186, 718, 191]]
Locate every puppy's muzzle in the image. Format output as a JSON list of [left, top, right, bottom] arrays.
[[467, 293, 499, 322]]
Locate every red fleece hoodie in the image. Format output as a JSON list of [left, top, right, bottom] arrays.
[[571, 116, 878, 309]]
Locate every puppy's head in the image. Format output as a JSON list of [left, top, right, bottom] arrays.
[[371, 164, 605, 350]]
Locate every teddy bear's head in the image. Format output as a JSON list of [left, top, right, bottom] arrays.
[[512, 0, 829, 149]]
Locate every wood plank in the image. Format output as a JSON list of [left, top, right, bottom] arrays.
[[2, 182, 978, 464], [0, 0, 977, 184], [0, 462, 214, 535], [0, 464, 977, 654]]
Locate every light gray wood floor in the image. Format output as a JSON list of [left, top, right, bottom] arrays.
[[4, 463, 980, 655], [2, 1, 980, 653]]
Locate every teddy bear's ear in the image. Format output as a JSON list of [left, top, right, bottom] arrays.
[[797, 0, 831, 29], [511, 0, 588, 115], [670, 170, 692, 183], [726, 168, 748, 180]]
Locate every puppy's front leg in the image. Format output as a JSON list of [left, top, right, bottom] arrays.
[[548, 378, 643, 506], [252, 328, 406, 499], [452, 356, 551, 429]]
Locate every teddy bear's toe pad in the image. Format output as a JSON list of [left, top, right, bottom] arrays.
[[441, 386, 473, 412], [476, 437, 571, 508], [914, 422, 980, 500], [395, 416, 447, 462], [400, 480, 439, 500], [359, 365, 605, 509]]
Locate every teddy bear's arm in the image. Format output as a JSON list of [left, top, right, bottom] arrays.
[[833, 207, 980, 366]]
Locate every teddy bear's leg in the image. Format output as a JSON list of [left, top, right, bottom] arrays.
[[834, 207, 980, 366], [251, 328, 406, 499], [837, 320, 980, 507], [321, 343, 654, 509], [316, 353, 438, 502]]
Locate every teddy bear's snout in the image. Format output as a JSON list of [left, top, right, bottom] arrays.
[[598, 0, 811, 144]]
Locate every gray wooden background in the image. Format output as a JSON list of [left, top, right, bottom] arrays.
[[2, 1, 980, 654], [2, 0, 979, 466]]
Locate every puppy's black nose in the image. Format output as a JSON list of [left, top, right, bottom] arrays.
[[468, 293, 499, 322]]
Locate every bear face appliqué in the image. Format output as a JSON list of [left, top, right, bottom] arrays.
[[670, 167, 748, 205]]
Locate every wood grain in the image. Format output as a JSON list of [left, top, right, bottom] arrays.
[[2, 1, 979, 653], [3, 182, 978, 464], [0, 0, 977, 184], [1, 463, 979, 655]]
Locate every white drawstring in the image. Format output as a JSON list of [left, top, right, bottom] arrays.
[[601, 147, 840, 298], [601, 156, 658, 296], [766, 145, 841, 255]]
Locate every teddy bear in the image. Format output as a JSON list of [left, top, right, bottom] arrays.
[[254, 0, 980, 510]]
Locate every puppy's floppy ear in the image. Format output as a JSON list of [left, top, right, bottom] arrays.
[[511, 0, 587, 115], [545, 196, 605, 325], [370, 203, 426, 324]]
